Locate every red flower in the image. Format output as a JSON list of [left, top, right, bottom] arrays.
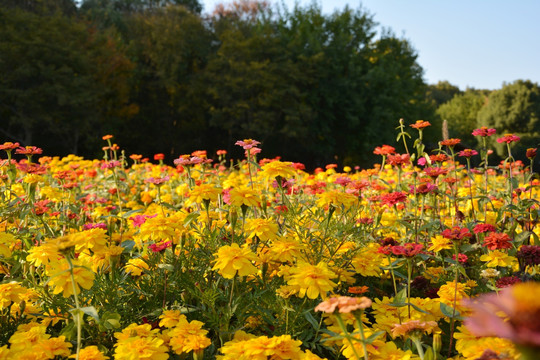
[[473, 223, 497, 234], [15, 146, 42, 155], [441, 226, 472, 240], [380, 191, 408, 207], [423, 167, 448, 179], [483, 232, 513, 250], [391, 243, 424, 257], [154, 153, 165, 161], [387, 153, 411, 167], [440, 138, 461, 147], [373, 145, 396, 156], [0, 142, 20, 151], [526, 148, 537, 159]]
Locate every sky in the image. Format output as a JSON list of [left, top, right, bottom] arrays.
[[200, 0, 540, 90]]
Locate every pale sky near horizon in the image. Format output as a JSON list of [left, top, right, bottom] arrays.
[[200, 0, 540, 90]]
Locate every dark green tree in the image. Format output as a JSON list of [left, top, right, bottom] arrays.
[[436, 89, 488, 147], [477, 80, 540, 159], [0, 7, 135, 155]]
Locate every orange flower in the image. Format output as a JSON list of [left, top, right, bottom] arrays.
[[315, 296, 372, 313], [410, 120, 431, 129], [348, 286, 369, 295]]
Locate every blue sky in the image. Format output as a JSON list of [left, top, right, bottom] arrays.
[[200, 0, 540, 90]]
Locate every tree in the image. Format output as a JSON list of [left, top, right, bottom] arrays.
[[436, 89, 488, 147], [477, 80, 540, 159], [426, 81, 462, 108], [0, 7, 135, 155]]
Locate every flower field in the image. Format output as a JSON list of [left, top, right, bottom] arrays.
[[0, 123, 539, 360]]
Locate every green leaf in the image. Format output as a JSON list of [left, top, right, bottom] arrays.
[[364, 330, 385, 344], [304, 311, 320, 330], [157, 263, 174, 272], [440, 302, 462, 320], [79, 306, 100, 321], [424, 347, 435, 360], [183, 212, 200, 226]]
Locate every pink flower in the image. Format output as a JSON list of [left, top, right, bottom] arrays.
[[496, 134, 521, 144], [458, 149, 478, 158], [235, 139, 261, 150], [465, 282, 540, 347], [472, 127, 496, 137]]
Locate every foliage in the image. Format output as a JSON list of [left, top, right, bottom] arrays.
[[477, 80, 540, 159]]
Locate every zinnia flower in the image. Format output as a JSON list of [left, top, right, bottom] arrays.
[[314, 296, 372, 313], [465, 282, 540, 348], [497, 134, 521, 144], [483, 232, 513, 250]]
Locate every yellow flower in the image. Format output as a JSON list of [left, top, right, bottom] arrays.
[[212, 243, 258, 279], [267, 237, 305, 263], [351, 244, 385, 277], [168, 320, 211, 355], [287, 262, 337, 299], [228, 187, 261, 207], [39, 336, 72, 359], [70, 345, 109, 360], [26, 242, 63, 268], [188, 183, 222, 204], [260, 161, 297, 180], [428, 235, 453, 252], [159, 310, 188, 329], [8, 323, 50, 353], [124, 257, 150, 276], [316, 190, 357, 210], [245, 218, 279, 241], [0, 282, 27, 310], [480, 250, 518, 268], [46, 260, 95, 298], [114, 336, 169, 360]]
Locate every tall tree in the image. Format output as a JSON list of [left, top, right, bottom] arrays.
[[0, 7, 135, 154], [477, 80, 540, 159], [436, 89, 488, 147]]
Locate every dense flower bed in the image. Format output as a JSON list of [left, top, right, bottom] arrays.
[[0, 124, 539, 360]]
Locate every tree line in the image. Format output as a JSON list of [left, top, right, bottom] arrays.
[[1, 0, 538, 168]]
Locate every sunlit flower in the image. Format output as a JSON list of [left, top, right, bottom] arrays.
[[391, 320, 439, 338], [483, 232, 513, 250], [168, 319, 211, 355], [315, 296, 372, 313], [428, 235, 453, 252], [114, 335, 169, 360], [70, 345, 109, 360], [287, 262, 337, 299], [497, 134, 520, 144], [227, 187, 261, 207], [480, 251, 518, 268], [212, 243, 258, 279], [159, 310, 188, 329], [260, 160, 297, 180], [46, 260, 95, 298], [472, 127, 496, 137]]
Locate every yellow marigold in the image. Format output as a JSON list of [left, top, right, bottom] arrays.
[[0, 282, 27, 310], [138, 213, 178, 243], [79, 244, 124, 273], [115, 323, 160, 342], [340, 328, 386, 360], [287, 262, 337, 299], [114, 336, 169, 360], [454, 326, 518, 360], [0, 232, 16, 258], [38, 336, 72, 359], [70, 345, 109, 360], [351, 244, 385, 277], [228, 187, 261, 207], [267, 237, 305, 263], [428, 235, 453, 252], [316, 190, 357, 210], [168, 320, 211, 355], [188, 183, 222, 204], [302, 350, 328, 360], [266, 335, 303, 359], [260, 161, 297, 180], [124, 257, 150, 276], [159, 310, 188, 329], [423, 266, 445, 283], [391, 320, 439, 339], [245, 218, 279, 241], [212, 243, 258, 279], [46, 260, 95, 298], [369, 341, 416, 360], [26, 242, 62, 268], [480, 250, 518, 268], [8, 323, 50, 353]]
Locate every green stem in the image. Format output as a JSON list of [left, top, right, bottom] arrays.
[[66, 256, 81, 360]]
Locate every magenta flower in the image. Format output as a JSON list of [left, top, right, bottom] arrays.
[[235, 139, 261, 150], [457, 149, 478, 158]]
